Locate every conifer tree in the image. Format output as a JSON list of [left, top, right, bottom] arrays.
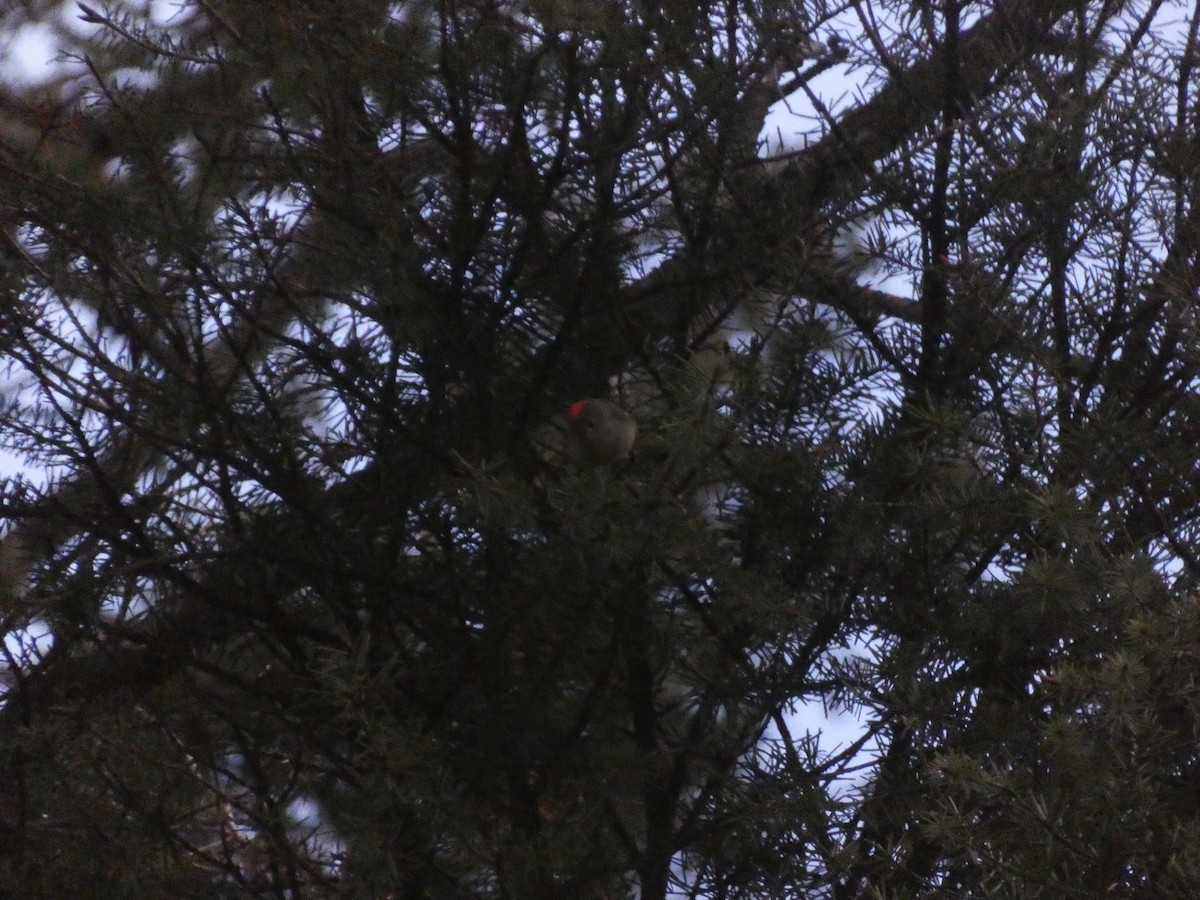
[[2, 1, 1200, 897]]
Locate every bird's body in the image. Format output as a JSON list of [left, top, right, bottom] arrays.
[[564, 399, 637, 466]]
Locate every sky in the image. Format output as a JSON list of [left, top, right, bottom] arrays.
[[12, 0, 1184, 832], [10, 3, 1196, 890]]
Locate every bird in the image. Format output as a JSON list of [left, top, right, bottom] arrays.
[[563, 399, 637, 466]]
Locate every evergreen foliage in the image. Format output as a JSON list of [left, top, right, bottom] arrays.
[[2, 1, 1200, 897]]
